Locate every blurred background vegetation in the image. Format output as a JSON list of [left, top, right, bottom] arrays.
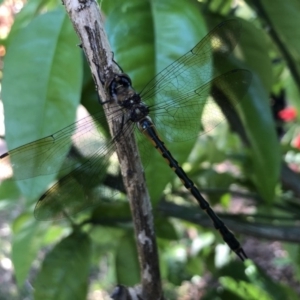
[[1, 0, 300, 299]]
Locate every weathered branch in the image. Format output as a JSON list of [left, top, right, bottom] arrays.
[[63, 1, 163, 299]]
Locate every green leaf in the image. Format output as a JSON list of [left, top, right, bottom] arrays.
[[259, 0, 300, 79], [220, 276, 273, 300], [11, 214, 48, 286], [2, 8, 82, 200], [91, 201, 131, 224], [6, 0, 48, 46], [239, 20, 273, 92], [238, 79, 280, 202], [237, 20, 280, 202], [155, 217, 178, 240], [258, 0, 300, 116], [210, 16, 279, 202], [115, 231, 140, 285], [104, 0, 207, 202], [34, 230, 91, 300]]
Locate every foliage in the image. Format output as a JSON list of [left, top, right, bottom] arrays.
[[1, 0, 300, 299]]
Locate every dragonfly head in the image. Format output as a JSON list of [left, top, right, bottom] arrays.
[[106, 73, 150, 123], [106, 73, 136, 104]]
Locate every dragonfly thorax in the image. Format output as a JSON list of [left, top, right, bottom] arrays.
[[107, 73, 150, 123], [107, 73, 134, 104], [128, 101, 150, 123]]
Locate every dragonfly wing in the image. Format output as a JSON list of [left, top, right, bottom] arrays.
[[151, 69, 252, 141], [137, 19, 250, 142], [34, 117, 134, 220], [0, 109, 122, 181], [140, 19, 242, 104], [34, 140, 115, 220]]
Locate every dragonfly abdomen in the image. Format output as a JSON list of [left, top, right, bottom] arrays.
[[139, 117, 247, 260]]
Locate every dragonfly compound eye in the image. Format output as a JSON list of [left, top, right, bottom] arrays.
[[107, 73, 132, 100]]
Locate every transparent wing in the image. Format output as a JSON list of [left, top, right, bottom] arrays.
[[0, 104, 135, 220], [140, 19, 242, 101], [0, 105, 123, 181], [34, 118, 135, 220], [151, 69, 252, 141], [139, 19, 249, 142], [33, 137, 115, 220], [1, 19, 249, 221]]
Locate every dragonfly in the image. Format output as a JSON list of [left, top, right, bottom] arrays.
[[0, 19, 251, 260]]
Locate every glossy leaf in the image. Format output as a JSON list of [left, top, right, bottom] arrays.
[[2, 8, 82, 199]]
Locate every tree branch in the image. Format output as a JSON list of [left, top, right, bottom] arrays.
[[63, 1, 163, 299]]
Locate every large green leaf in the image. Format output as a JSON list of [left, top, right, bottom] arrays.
[[2, 8, 82, 200], [207, 15, 280, 202], [236, 19, 280, 202], [103, 0, 207, 202], [6, 0, 51, 47], [34, 230, 91, 300]]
